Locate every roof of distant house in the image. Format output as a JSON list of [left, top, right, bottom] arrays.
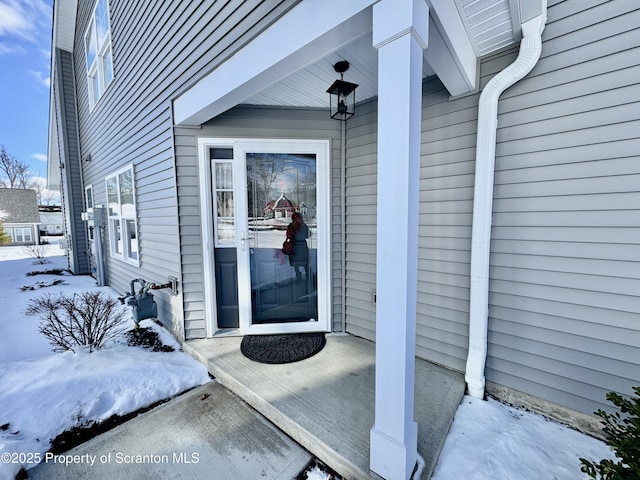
[[0, 188, 40, 223], [265, 193, 296, 212]]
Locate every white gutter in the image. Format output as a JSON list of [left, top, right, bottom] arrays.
[[465, 7, 547, 399]]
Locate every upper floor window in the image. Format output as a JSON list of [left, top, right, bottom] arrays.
[[85, 0, 114, 109]]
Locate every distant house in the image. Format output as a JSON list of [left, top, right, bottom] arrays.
[[48, 0, 639, 478], [0, 189, 40, 245], [39, 205, 64, 236], [263, 193, 296, 219]]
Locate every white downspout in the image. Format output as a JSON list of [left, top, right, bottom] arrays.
[[340, 119, 347, 334], [465, 8, 547, 399]]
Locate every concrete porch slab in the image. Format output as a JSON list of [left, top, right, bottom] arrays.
[[29, 382, 311, 479], [184, 334, 465, 479]]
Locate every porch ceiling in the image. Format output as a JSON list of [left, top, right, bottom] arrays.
[[242, 0, 521, 109]]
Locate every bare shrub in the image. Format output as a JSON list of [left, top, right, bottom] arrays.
[[26, 292, 128, 353], [26, 268, 66, 276], [19, 279, 67, 291], [23, 243, 50, 264]]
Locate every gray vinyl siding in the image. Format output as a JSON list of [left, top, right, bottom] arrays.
[[53, 48, 89, 275], [175, 106, 342, 339], [72, 0, 299, 339], [486, 0, 640, 415], [343, 99, 377, 341], [342, 0, 640, 416], [416, 77, 478, 371], [343, 84, 477, 371]]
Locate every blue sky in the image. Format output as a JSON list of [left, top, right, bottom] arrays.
[[0, 0, 53, 182]]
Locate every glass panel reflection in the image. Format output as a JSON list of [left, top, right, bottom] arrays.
[[217, 218, 235, 245], [215, 163, 233, 189], [246, 153, 318, 324], [216, 191, 234, 217]]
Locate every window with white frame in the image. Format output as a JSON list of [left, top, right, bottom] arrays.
[[106, 166, 139, 264], [85, 184, 94, 241], [84, 0, 114, 109], [8, 227, 32, 243], [85, 184, 94, 210], [211, 147, 235, 246]]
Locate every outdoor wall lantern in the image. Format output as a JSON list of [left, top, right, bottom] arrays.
[[326, 60, 358, 121]]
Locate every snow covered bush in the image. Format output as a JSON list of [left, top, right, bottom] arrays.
[[580, 386, 640, 480], [23, 243, 50, 264], [26, 292, 128, 353]]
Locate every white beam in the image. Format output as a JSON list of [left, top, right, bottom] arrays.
[[370, 0, 427, 478], [424, 0, 477, 95], [173, 0, 376, 125]]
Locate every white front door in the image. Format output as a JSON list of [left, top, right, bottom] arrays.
[[200, 138, 331, 336]]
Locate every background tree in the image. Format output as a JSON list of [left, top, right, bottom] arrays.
[[246, 154, 288, 216], [29, 175, 61, 206], [0, 210, 10, 245], [0, 145, 60, 205], [0, 222, 10, 245], [0, 145, 34, 189]]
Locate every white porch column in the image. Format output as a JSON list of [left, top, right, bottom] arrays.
[[370, 1, 428, 479]]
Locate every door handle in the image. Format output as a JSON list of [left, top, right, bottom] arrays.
[[240, 231, 255, 251]]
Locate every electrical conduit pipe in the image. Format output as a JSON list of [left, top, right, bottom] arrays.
[[465, 8, 547, 399]]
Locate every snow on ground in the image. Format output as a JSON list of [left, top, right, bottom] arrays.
[[0, 244, 615, 480], [305, 394, 614, 480], [431, 396, 614, 480], [0, 245, 209, 479]]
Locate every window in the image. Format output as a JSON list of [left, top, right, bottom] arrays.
[[106, 166, 139, 264], [85, 0, 114, 109], [210, 147, 235, 246], [8, 227, 32, 243], [85, 184, 94, 241], [85, 184, 94, 210]]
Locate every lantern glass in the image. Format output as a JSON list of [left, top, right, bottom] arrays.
[[326, 79, 358, 121]]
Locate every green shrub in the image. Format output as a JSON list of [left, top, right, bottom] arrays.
[[0, 220, 10, 245], [580, 386, 640, 480]]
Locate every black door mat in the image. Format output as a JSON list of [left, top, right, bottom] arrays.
[[240, 332, 326, 364]]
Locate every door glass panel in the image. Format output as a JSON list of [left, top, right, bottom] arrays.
[[215, 162, 233, 189], [211, 148, 235, 247], [216, 191, 234, 217], [246, 153, 318, 325]]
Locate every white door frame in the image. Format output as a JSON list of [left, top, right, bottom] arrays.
[[198, 138, 331, 337]]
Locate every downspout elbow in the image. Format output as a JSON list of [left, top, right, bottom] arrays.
[[465, 9, 547, 399]]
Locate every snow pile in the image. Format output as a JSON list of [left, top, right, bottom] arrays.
[[432, 396, 614, 480], [0, 246, 209, 478]]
